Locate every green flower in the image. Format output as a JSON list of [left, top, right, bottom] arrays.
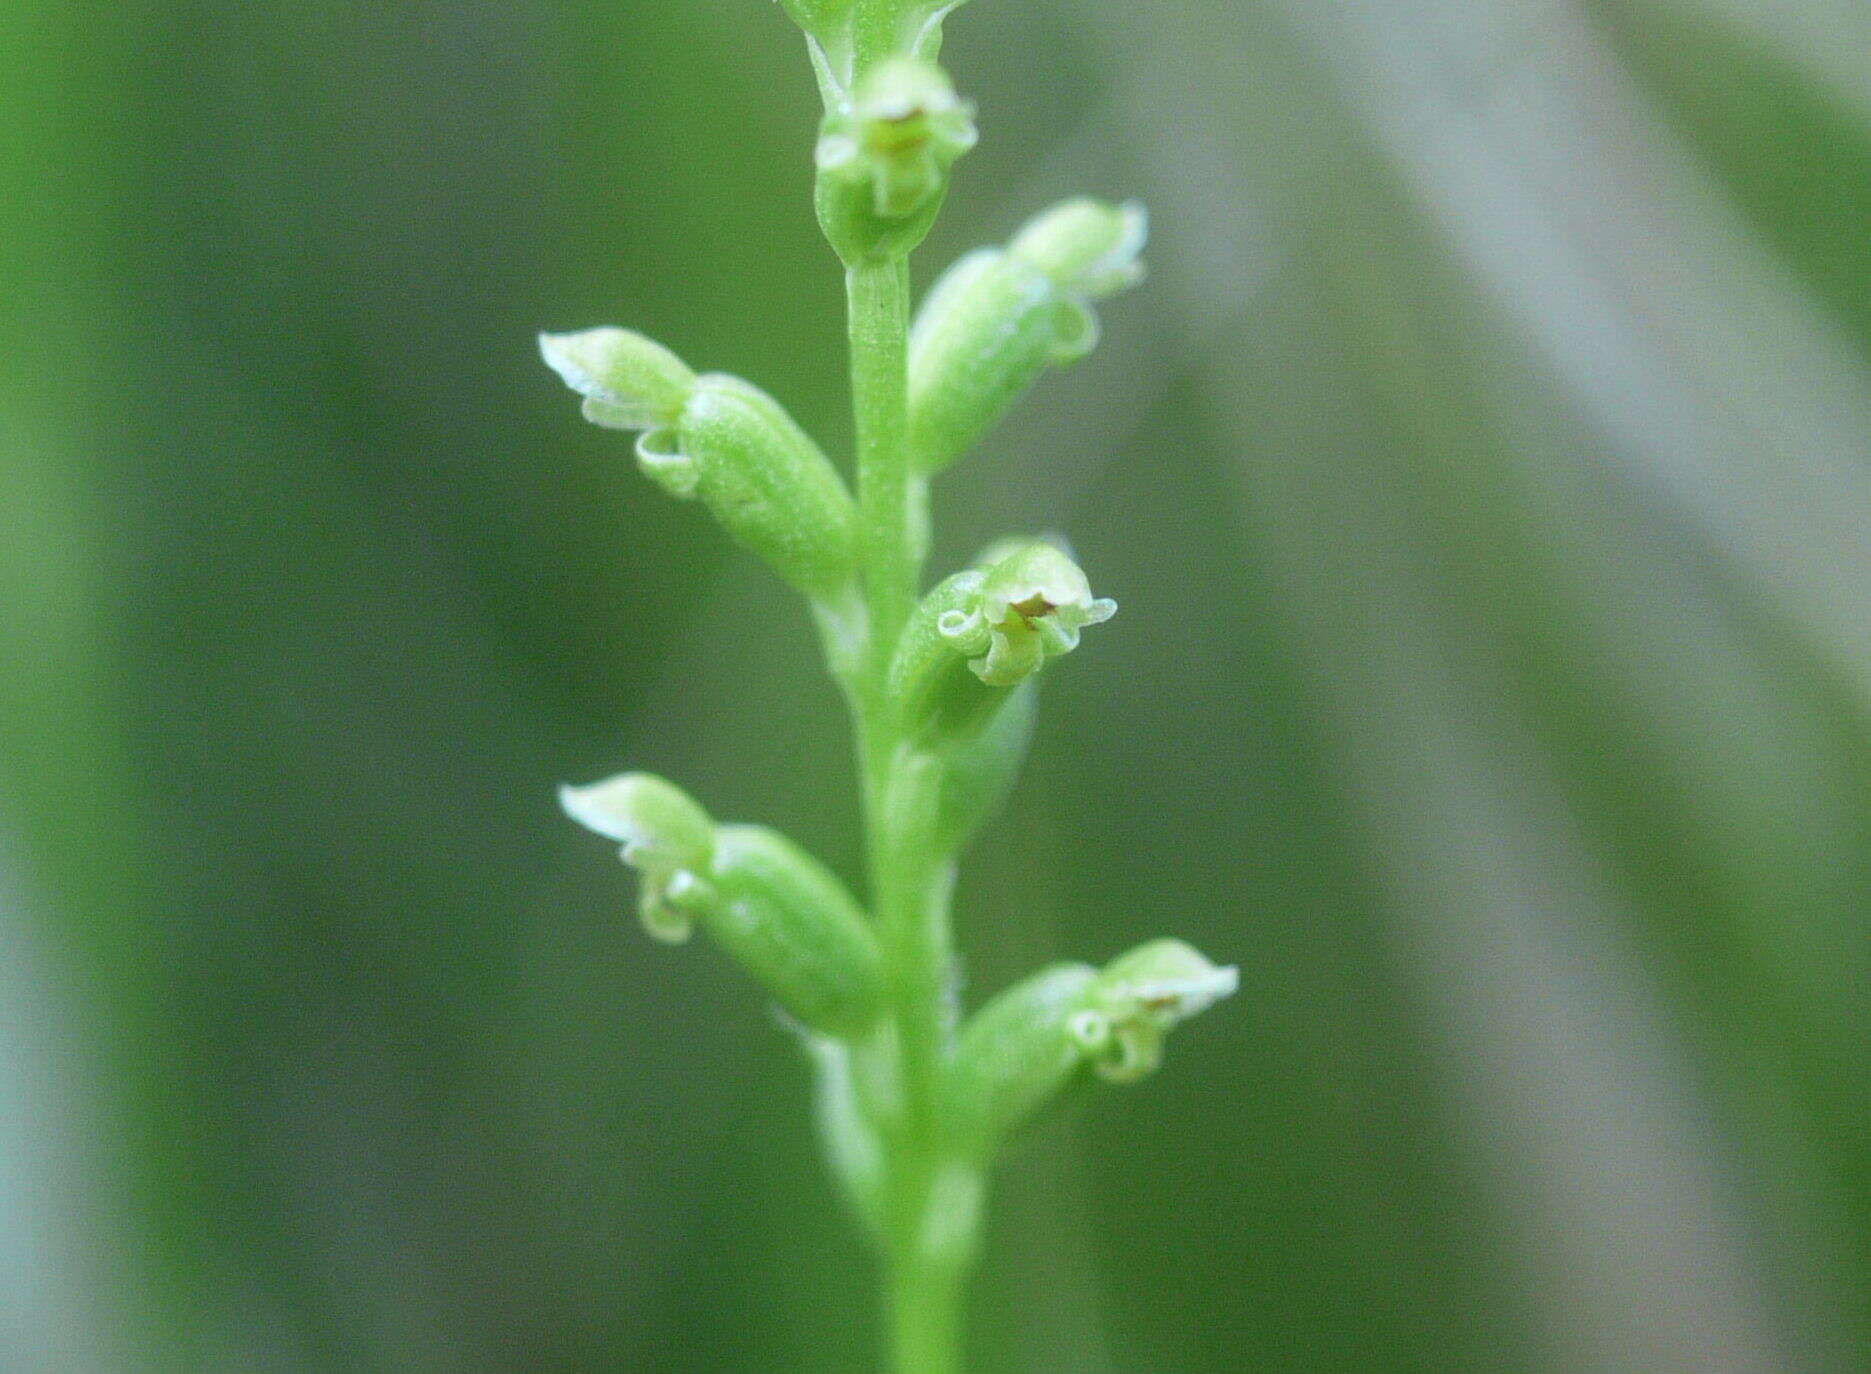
[[815, 58, 976, 262], [938, 541, 1117, 686], [908, 198, 1147, 473], [1070, 940, 1240, 1083], [559, 772, 715, 943]]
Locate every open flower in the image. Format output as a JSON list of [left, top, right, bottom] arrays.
[[1068, 940, 1240, 1083], [938, 542, 1117, 686], [560, 772, 716, 943], [815, 57, 976, 262]]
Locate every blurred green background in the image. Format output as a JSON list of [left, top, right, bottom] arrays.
[[5, 1, 1871, 1370]]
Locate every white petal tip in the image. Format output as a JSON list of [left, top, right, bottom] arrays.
[[559, 778, 636, 841]]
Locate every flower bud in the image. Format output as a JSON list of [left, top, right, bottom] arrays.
[[562, 775, 884, 1038], [816, 57, 976, 264], [704, 824, 884, 1039], [908, 199, 1147, 474], [559, 772, 716, 944], [539, 328, 696, 433], [540, 328, 858, 601], [1076, 939, 1239, 1084], [947, 963, 1098, 1153], [675, 375, 859, 601]]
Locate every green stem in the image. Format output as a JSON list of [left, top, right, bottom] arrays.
[[846, 255, 969, 1373], [889, 1249, 966, 1374], [849, 259, 916, 652]]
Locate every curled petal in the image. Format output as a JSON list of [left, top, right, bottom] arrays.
[[634, 428, 701, 499]]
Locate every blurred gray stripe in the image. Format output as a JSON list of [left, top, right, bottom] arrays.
[[0, 843, 111, 1373], [1244, 390, 1794, 1373]]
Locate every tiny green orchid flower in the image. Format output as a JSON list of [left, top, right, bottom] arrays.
[[563, 774, 883, 1037], [816, 57, 976, 262], [889, 542, 1113, 748], [1070, 940, 1240, 1083], [559, 772, 715, 944], [540, 332, 858, 601], [939, 541, 1117, 686]]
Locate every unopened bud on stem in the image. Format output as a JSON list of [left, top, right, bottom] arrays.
[[562, 775, 884, 1038], [540, 331, 857, 601], [909, 198, 1147, 474]]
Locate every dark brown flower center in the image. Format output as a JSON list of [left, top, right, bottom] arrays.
[[1010, 594, 1056, 626]]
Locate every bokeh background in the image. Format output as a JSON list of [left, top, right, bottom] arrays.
[[5, 1, 1871, 1370]]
